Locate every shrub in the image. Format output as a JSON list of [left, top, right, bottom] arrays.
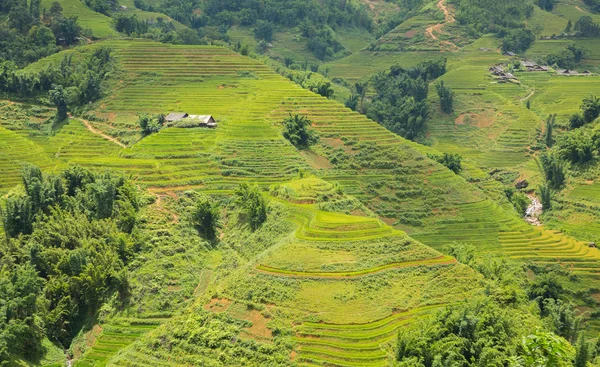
[[436, 81, 453, 114], [235, 183, 268, 230], [192, 196, 220, 240], [282, 114, 318, 148]]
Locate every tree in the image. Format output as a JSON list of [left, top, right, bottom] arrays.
[[49, 84, 68, 122], [192, 196, 220, 240], [538, 183, 553, 212], [511, 191, 530, 216], [436, 81, 454, 114], [581, 95, 600, 123], [282, 114, 318, 148], [50, 16, 82, 45], [566, 20, 573, 33], [235, 183, 268, 230], [557, 129, 595, 164], [526, 100, 531, 110], [1, 195, 34, 238], [502, 29, 535, 53], [540, 152, 565, 189], [570, 113, 585, 129], [545, 114, 555, 147], [575, 334, 589, 367], [428, 152, 462, 173], [8, 4, 34, 33], [253, 20, 274, 41]]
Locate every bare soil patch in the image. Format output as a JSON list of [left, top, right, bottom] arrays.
[[204, 298, 233, 313], [243, 310, 273, 339], [301, 150, 333, 169], [405, 30, 418, 38]]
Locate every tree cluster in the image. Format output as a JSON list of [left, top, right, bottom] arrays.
[[282, 114, 319, 148], [0, 0, 84, 67], [235, 183, 268, 231], [0, 165, 146, 359], [366, 58, 447, 141], [545, 44, 588, 69], [453, 0, 534, 36], [428, 152, 462, 174], [502, 28, 536, 53], [537, 0, 559, 11], [138, 113, 166, 135], [575, 16, 600, 37], [279, 69, 334, 98], [0, 46, 113, 120], [436, 81, 454, 114]]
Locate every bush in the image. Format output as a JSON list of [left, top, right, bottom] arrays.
[[436, 81, 454, 114], [192, 196, 220, 240], [282, 114, 318, 148], [511, 191, 530, 216], [502, 28, 535, 53], [428, 152, 462, 173], [235, 183, 268, 230]]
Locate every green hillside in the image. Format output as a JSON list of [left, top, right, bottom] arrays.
[[4, 0, 600, 365]]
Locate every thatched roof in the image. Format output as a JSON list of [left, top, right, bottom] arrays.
[[166, 112, 188, 122]]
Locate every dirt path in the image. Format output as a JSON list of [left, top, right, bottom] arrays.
[[70, 114, 127, 148], [520, 89, 535, 102], [425, 0, 455, 41]]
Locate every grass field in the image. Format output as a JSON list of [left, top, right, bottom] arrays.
[[42, 0, 119, 38]]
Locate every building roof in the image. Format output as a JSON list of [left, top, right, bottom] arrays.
[[504, 51, 516, 57], [523, 61, 537, 67], [188, 115, 215, 124], [166, 112, 188, 121]]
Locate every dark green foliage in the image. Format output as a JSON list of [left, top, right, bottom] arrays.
[[546, 45, 588, 69], [557, 128, 595, 164], [539, 152, 565, 189], [545, 114, 555, 147], [428, 152, 462, 173], [436, 81, 453, 114], [1, 46, 113, 106], [575, 16, 600, 37], [526, 100, 531, 110], [396, 297, 562, 366], [192, 196, 220, 240], [282, 114, 318, 148], [502, 29, 535, 53], [83, 0, 117, 15], [0, 262, 45, 362], [0, 166, 145, 352], [302, 24, 346, 60], [454, 0, 533, 36], [538, 183, 552, 211], [366, 58, 447, 141], [570, 113, 585, 129], [114, 14, 150, 35], [537, 0, 559, 11], [584, 0, 600, 13], [48, 84, 68, 122], [511, 191, 530, 216], [253, 20, 274, 41], [575, 334, 590, 367], [203, 0, 372, 30], [2, 195, 33, 238], [235, 183, 268, 230], [581, 95, 600, 123], [138, 114, 164, 135], [543, 299, 580, 342], [280, 69, 334, 98]]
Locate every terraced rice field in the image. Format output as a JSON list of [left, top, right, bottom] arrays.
[[5, 39, 600, 364]]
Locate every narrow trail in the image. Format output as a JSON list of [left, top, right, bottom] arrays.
[[69, 114, 127, 148], [425, 0, 455, 41], [520, 89, 535, 102]]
